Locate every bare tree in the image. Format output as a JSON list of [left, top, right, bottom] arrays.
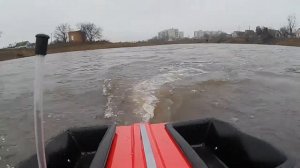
[[280, 27, 289, 38], [255, 26, 262, 36], [287, 14, 296, 36], [77, 23, 102, 42], [54, 23, 71, 43], [203, 33, 209, 39], [0, 31, 2, 38], [260, 27, 273, 43]]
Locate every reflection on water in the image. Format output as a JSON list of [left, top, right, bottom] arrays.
[[0, 44, 300, 167]]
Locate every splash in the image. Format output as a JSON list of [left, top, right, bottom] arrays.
[[103, 79, 117, 119], [102, 65, 206, 123], [136, 67, 206, 121]]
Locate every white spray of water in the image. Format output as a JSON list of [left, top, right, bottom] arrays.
[[102, 65, 206, 122], [131, 67, 206, 121], [103, 79, 116, 118]]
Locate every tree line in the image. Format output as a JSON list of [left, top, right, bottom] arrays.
[[53, 22, 102, 43], [0, 15, 297, 44], [254, 14, 297, 43]]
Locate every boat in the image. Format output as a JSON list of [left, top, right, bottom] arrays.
[[17, 35, 294, 168], [18, 118, 293, 168]]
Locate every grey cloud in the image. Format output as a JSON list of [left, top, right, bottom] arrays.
[[0, 0, 299, 47]]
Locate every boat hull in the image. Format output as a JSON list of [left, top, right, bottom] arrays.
[[17, 118, 294, 168]]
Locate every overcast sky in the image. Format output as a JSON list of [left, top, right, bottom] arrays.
[[0, 0, 299, 47]]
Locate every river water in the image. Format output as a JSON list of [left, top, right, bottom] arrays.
[[0, 44, 299, 167]]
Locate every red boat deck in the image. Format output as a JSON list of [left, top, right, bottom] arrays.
[[106, 123, 192, 168]]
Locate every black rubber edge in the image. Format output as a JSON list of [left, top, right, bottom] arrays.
[[17, 124, 116, 168], [89, 124, 116, 168], [166, 123, 208, 168], [166, 118, 295, 168], [35, 34, 49, 55]]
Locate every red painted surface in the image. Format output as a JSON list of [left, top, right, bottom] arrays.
[[146, 124, 192, 168], [106, 123, 191, 168], [106, 124, 146, 168]]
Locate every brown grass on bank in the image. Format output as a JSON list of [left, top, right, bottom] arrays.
[[272, 38, 300, 47], [47, 39, 205, 54], [0, 40, 199, 61], [1, 38, 300, 62], [0, 48, 34, 61]]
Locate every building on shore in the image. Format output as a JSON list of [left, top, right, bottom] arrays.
[[194, 30, 205, 39], [231, 31, 245, 38], [7, 41, 34, 49], [68, 31, 86, 43], [268, 29, 282, 39], [245, 30, 255, 36], [194, 30, 223, 39], [296, 28, 300, 38], [158, 28, 184, 41]]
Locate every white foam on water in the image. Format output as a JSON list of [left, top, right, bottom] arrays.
[[131, 67, 206, 122], [104, 96, 117, 118], [103, 79, 117, 119], [0, 135, 5, 142], [102, 64, 207, 122], [102, 79, 112, 96]]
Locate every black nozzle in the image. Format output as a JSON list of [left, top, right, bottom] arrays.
[[35, 34, 49, 55]]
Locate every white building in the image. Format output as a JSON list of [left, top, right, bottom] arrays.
[[179, 31, 184, 39], [194, 30, 223, 39], [158, 28, 184, 41], [231, 31, 245, 38], [296, 28, 300, 38], [194, 30, 205, 39], [8, 41, 34, 49], [268, 29, 281, 39]]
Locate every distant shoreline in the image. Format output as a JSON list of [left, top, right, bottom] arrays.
[[1, 38, 300, 62]]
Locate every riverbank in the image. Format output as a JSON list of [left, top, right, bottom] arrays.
[[272, 38, 300, 47], [0, 41, 186, 61], [1, 38, 300, 61]]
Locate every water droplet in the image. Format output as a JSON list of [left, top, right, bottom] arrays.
[[214, 146, 218, 150], [199, 143, 205, 147], [213, 101, 219, 106], [67, 159, 71, 163], [231, 117, 239, 123], [191, 89, 197, 94], [0, 135, 5, 142]]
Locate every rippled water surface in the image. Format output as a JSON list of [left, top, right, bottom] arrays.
[[0, 44, 300, 167]]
